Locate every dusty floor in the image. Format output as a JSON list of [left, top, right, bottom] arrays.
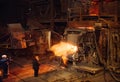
[[2, 56, 116, 82]]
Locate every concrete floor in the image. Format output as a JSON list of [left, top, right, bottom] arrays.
[[2, 56, 116, 82]]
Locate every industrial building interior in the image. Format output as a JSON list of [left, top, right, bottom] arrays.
[[0, 0, 120, 82]]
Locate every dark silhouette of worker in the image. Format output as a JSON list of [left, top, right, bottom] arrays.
[[32, 55, 40, 77], [0, 55, 9, 78]]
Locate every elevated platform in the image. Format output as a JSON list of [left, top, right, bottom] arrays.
[[74, 65, 103, 74]]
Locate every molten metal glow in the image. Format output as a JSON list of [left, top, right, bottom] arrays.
[[76, 26, 95, 31], [50, 42, 78, 65]]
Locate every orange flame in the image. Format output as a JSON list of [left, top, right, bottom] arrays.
[[62, 56, 68, 65], [50, 41, 78, 65]]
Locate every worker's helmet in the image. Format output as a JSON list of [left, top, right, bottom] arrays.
[[1, 54, 7, 58]]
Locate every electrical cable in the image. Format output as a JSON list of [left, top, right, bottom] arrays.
[[93, 30, 109, 82], [103, 66, 107, 82], [93, 30, 106, 66], [39, 4, 50, 17], [94, 19, 120, 82], [109, 69, 120, 82]]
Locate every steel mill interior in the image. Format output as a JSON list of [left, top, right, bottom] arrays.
[[0, 0, 120, 82]]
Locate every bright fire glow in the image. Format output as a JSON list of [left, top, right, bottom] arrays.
[[50, 41, 78, 65]]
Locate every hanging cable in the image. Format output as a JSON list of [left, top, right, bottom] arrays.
[[94, 18, 120, 82]]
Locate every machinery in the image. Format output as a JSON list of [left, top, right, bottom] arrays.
[[63, 26, 96, 64], [63, 20, 120, 81], [0, 23, 31, 57], [0, 23, 63, 57]]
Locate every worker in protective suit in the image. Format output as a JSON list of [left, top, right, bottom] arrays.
[[0, 55, 10, 78]]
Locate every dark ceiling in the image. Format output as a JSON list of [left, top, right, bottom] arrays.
[[0, 0, 119, 25], [0, 0, 28, 24]]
